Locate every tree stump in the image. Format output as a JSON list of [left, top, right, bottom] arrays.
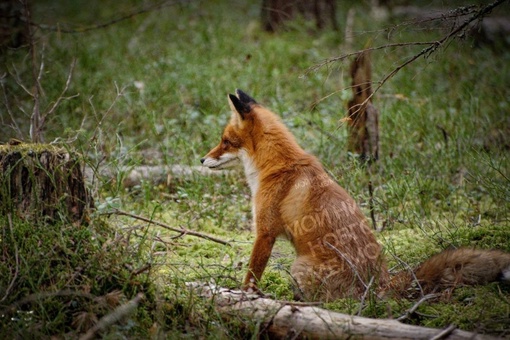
[[0, 142, 92, 224]]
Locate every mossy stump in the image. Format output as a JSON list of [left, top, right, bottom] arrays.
[[0, 143, 92, 224]]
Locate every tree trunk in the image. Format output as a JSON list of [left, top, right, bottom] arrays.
[[261, 0, 338, 32], [347, 51, 380, 162], [0, 0, 28, 48], [190, 283, 497, 340], [261, 0, 294, 32], [0, 142, 92, 224]]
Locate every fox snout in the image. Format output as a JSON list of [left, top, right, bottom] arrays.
[[201, 152, 240, 169]]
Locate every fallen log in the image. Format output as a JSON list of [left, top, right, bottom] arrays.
[[83, 164, 233, 189], [189, 283, 497, 340], [84, 164, 232, 189]]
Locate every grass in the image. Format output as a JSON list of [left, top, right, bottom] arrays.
[[1, 0, 510, 337]]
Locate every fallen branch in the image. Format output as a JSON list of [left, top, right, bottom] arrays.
[[80, 293, 144, 340], [397, 293, 440, 321], [112, 209, 231, 246], [189, 283, 497, 339], [83, 164, 232, 188], [431, 324, 459, 340]]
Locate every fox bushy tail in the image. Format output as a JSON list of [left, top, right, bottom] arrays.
[[389, 248, 510, 297]]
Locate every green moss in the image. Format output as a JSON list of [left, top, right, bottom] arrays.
[[409, 285, 510, 333], [0, 143, 67, 154]]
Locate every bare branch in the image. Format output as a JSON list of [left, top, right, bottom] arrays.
[[80, 293, 144, 340], [357, 276, 375, 316], [308, 0, 507, 121], [10, 64, 34, 97], [306, 42, 436, 74], [42, 58, 78, 125], [431, 324, 458, 340], [389, 253, 425, 298], [397, 293, 440, 322], [111, 209, 232, 246], [25, 0, 182, 34], [0, 74, 23, 138], [325, 241, 367, 289]]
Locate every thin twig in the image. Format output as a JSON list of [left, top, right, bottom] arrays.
[[368, 180, 377, 231], [129, 264, 151, 278], [111, 209, 231, 246], [10, 63, 34, 97], [430, 324, 458, 340], [26, 0, 182, 34], [42, 58, 78, 125], [397, 293, 440, 321], [90, 83, 127, 139], [345, 5, 480, 41], [84, 83, 128, 184], [325, 241, 367, 289], [389, 253, 425, 298], [304, 119, 342, 143], [357, 276, 375, 316], [306, 42, 436, 74], [0, 73, 23, 138], [80, 293, 144, 340]]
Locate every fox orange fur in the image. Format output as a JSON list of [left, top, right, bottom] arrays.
[[201, 89, 510, 301]]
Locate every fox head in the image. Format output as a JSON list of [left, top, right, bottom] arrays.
[[200, 89, 258, 170]]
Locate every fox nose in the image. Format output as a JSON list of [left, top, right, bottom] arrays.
[[200, 158, 205, 164]]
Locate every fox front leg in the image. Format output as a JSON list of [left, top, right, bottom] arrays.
[[243, 233, 276, 292]]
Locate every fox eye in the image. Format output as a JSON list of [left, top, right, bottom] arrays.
[[222, 139, 230, 148]]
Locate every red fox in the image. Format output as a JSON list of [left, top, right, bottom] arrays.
[[201, 89, 510, 301]]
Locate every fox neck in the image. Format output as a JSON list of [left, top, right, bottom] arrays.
[[239, 149, 259, 198], [238, 126, 305, 198], [237, 108, 308, 198]]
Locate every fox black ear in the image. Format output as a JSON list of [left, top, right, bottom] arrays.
[[236, 89, 257, 105], [228, 94, 251, 119]]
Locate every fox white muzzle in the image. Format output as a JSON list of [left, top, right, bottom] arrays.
[[200, 153, 239, 169]]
